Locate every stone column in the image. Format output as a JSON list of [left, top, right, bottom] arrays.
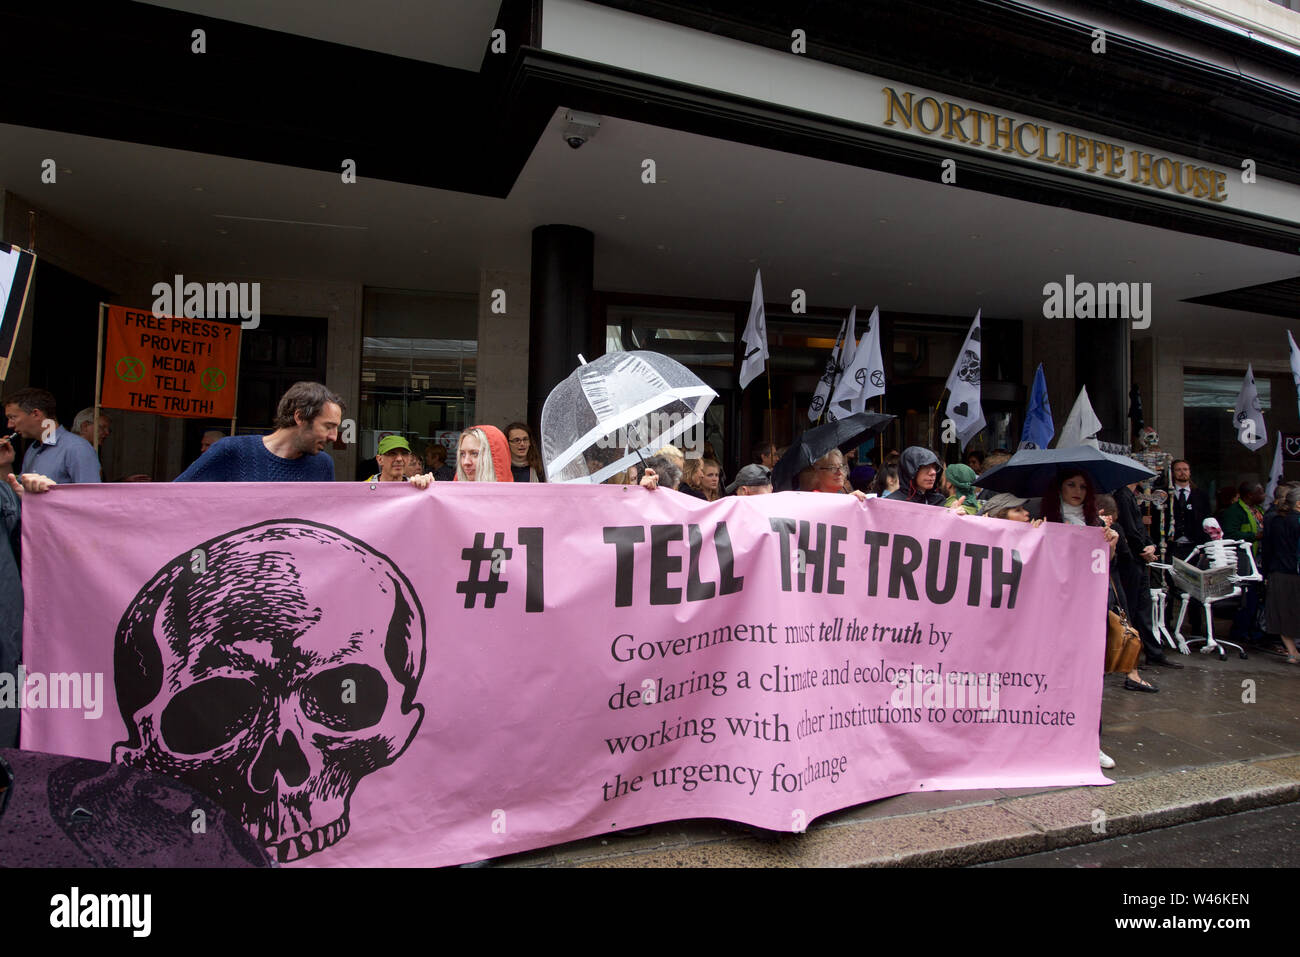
[[1074, 318, 1129, 444], [527, 225, 593, 429], [476, 267, 531, 429]]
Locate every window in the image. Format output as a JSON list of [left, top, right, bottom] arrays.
[[606, 305, 735, 462], [359, 289, 476, 469], [1182, 371, 1275, 501]]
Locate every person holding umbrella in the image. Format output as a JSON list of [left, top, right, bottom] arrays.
[[978, 449, 1162, 770], [1042, 469, 1159, 696], [771, 411, 894, 493], [797, 448, 868, 501], [539, 351, 716, 485]]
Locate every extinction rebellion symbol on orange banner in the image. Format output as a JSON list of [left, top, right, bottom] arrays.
[[100, 305, 241, 418]]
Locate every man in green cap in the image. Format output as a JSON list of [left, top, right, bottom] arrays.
[[367, 435, 425, 484], [943, 463, 980, 514]]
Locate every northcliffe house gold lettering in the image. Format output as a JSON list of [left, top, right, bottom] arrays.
[[881, 87, 1228, 203]]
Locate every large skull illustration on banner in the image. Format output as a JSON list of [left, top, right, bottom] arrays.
[[112, 521, 426, 863]]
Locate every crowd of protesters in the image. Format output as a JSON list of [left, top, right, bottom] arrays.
[[4, 381, 1297, 775]]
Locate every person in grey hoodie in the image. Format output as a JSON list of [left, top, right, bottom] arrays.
[[885, 446, 950, 507]]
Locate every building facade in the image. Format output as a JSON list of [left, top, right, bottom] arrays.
[[2, 0, 1298, 494]]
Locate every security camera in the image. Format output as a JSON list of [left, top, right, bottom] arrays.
[[562, 110, 601, 149]]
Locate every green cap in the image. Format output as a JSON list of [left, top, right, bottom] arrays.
[[944, 463, 979, 498], [377, 435, 412, 455]]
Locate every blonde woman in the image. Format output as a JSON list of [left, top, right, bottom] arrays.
[[455, 426, 512, 483], [699, 458, 722, 502]]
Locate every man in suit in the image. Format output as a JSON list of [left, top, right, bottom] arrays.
[[1163, 459, 1212, 562]]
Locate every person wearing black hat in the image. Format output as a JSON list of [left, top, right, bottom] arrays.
[[726, 464, 772, 496]]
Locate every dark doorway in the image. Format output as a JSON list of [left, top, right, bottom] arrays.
[[182, 314, 328, 462], [24, 259, 110, 423]]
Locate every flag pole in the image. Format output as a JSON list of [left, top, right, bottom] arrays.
[[759, 358, 769, 452], [878, 395, 885, 466], [93, 303, 106, 456], [229, 319, 244, 437], [930, 394, 944, 452]]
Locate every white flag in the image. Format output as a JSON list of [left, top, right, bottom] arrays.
[[1266, 432, 1283, 504], [738, 269, 768, 390], [943, 310, 985, 451], [1056, 386, 1104, 449], [809, 307, 856, 422], [830, 305, 885, 415], [1288, 331, 1300, 416], [1233, 363, 1268, 452]]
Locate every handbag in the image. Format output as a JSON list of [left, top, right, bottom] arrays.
[[1105, 581, 1142, 674]]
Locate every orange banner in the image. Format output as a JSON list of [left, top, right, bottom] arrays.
[[100, 305, 241, 418]]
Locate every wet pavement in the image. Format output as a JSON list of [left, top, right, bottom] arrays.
[[981, 801, 1300, 867]]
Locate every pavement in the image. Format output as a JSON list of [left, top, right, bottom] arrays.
[[497, 625, 1300, 867]]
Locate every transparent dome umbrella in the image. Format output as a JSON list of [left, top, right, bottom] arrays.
[[540, 351, 718, 484]]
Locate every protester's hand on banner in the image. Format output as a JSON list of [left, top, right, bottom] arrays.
[[850, 489, 867, 503], [409, 473, 434, 490], [639, 467, 659, 490], [1103, 525, 1118, 558], [8, 472, 56, 496], [947, 496, 967, 514]]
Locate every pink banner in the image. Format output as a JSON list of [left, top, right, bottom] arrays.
[[20, 483, 1109, 866]]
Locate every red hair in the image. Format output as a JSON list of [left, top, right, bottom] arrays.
[[1042, 469, 1100, 525]]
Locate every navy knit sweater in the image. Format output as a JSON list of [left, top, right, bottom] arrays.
[[173, 435, 335, 482]]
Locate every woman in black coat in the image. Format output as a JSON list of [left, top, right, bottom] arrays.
[[1260, 486, 1300, 665], [1113, 483, 1181, 668]]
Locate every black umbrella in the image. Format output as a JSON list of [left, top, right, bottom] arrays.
[[771, 411, 895, 491], [976, 444, 1155, 496]]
